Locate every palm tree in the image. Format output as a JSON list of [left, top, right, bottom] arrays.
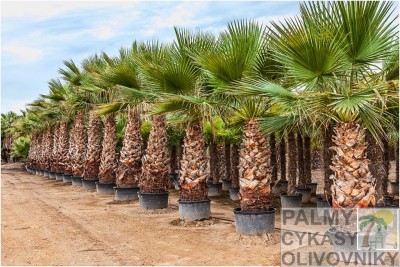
[[359, 213, 387, 248], [98, 113, 117, 184]]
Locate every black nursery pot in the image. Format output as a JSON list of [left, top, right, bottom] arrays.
[[178, 199, 211, 221], [389, 181, 399, 196], [229, 188, 240, 201], [280, 193, 302, 208], [296, 188, 312, 203], [95, 182, 116, 195], [114, 187, 140, 201], [138, 192, 169, 209], [208, 182, 222, 197], [221, 180, 232, 191], [233, 207, 276, 235], [384, 196, 394, 206], [54, 172, 63, 180], [62, 174, 72, 183], [82, 179, 98, 190], [71, 176, 83, 186], [306, 182, 318, 195], [43, 171, 50, 178]]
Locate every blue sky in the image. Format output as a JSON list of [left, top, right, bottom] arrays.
[[1, 0, 301, 114]]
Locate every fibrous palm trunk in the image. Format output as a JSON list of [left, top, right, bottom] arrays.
[[72, 111, 87, 178], [98, 114, 117, 184], [50, 123, 60, 173], [42, 128, 53, 171], [58, 122, 69, 174], [238, 118, 271, 212], [170, 145, 178, 174], [287, 131, 297, 194], [224, 143, 231, 181], [396, 143, 399, 183], [279, 138, 286, 180], [365, 131, 386, 205], [383, 138, 389, 195], [330, 122, 376, 208], [297, 132, 305, 188], [304, 135, 312, 184], [324, 124, 334, 195], [140, 114, 169, 192], [65, 118, 77, 175], [217, 143, 227, 181], [270, 133, 277, 182], [209, 141, 219, 184], [230, 143, 240, 189], [116, 107, 143, 188], [179, 123, 208, 201], [83, 111, 103, 180]]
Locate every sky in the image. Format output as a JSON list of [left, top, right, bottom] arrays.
[[1, 0, 301, 114]]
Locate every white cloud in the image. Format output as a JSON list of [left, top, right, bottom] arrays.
[[2, 41, 43, 62], [1, 1, 139, 19], [90, 11, 140, 40], [1, 99, 31, 114]]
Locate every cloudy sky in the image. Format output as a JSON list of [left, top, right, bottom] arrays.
[[1, 0, 300, 114]]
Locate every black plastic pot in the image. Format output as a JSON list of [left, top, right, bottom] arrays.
[[272, 179, 289, 195], [62, 174, 72, 184], [221, 180, 232, 191], [173, 179, 180, 190], [208, 182, 222, 197], [384, 196, 394, 206], [316, 196, 331, 208], [43, 171, 50, 178], [280, 194, 302, 208], [138, 192, 169, 209], [114, 187, 140, 201], [306, 182, 318, 196], [178, 199, 211, 221], [389, 181, 399, 196], [39, 170, 44, 176], [71, 176, 82, 186], [96, 182, 116, 195], [229, 188, 240, 201], [82, 179, 98, 190], [296, 188, 312, 203], [233, 207, 276, 235], [54, 172, 63, 181]]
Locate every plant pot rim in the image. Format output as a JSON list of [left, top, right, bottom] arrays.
[[233, 207, 276, 215], [306, 182, 318, 185], [281, 193, 302, 197], [208, 182, 222, 185], [296, 187, 312, 191], [95, 181, 115, 185], [178, 199, 210, 204], [113, 186, 139, 189], [229, 187, 240, 190], [390, 181, 399, 184], [278, 179, 288, 183], [138, 191, 169, 195]]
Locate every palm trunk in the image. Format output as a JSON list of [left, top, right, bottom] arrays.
[[239, 118, 271, 212], [224, 143, 231, 181], [209, 141, 219, 184], [58, 122, 69, 174], [116, 107, 143, 188], [396, 143, 399, 183], [324, 124, 334, 196], [140, 114, 170, 193], [65, 116, 78, 175], [230, 143, 240, 189], [98, 114, 117, 184], [365, 131, 385, 205], [297, 132, 305, 188], [383, 138, 389, 195], [217, 143, 227, 181], [362, 222, 375, 248], [270, 133, 278, 182], [330, 122, 376, 208], [304, 135, 312, 184], [83, 111, 103, 180], [179, 123, 209, 201], [50, 123, 59, 173], [170, 145, 178, 174], [287, 130, 297, 194], [178, 137, 184, 172], [279, 138, 286, 180], [72, 111, 87, 178]]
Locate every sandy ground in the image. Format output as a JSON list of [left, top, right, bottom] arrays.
[[1, 162, 398, 266], [1, 163, 281, 266]]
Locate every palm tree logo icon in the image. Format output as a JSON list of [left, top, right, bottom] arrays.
[[359, 210, 394, 250]]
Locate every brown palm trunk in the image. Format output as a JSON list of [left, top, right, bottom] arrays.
[[230, 143, 240, 188], [83, 111, 103, 180], [50, 123, 60, 173], [217, 143, 227, 181], [323, 124, 334, 195], [270, 133, 277, 182], [140, 114, 170, 193], [279, 138, 286, 180], [383, 138, 389, 195], [304, 135, 312, 184], [297, 132, 305, 188], [287, 130, 297, 194], [330, 122, 376, 208], [58, 122, 69, 174], [72, 111, 87, 178], [209, 141, 219, 184], [98, 114, 117, 184], [170, 145, 178, 174], [362, 222, 375, 248], [179, 123, 209, 201], [116, 107, 143, 188], [365, 131, 386, 205], [224, 143, 231, 181], [239, 118, 271, 211]]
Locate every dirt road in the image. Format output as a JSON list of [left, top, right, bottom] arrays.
[[1, 163, 280, 266]]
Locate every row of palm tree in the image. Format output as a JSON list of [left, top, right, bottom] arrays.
[[7, 2, 399, 215]]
